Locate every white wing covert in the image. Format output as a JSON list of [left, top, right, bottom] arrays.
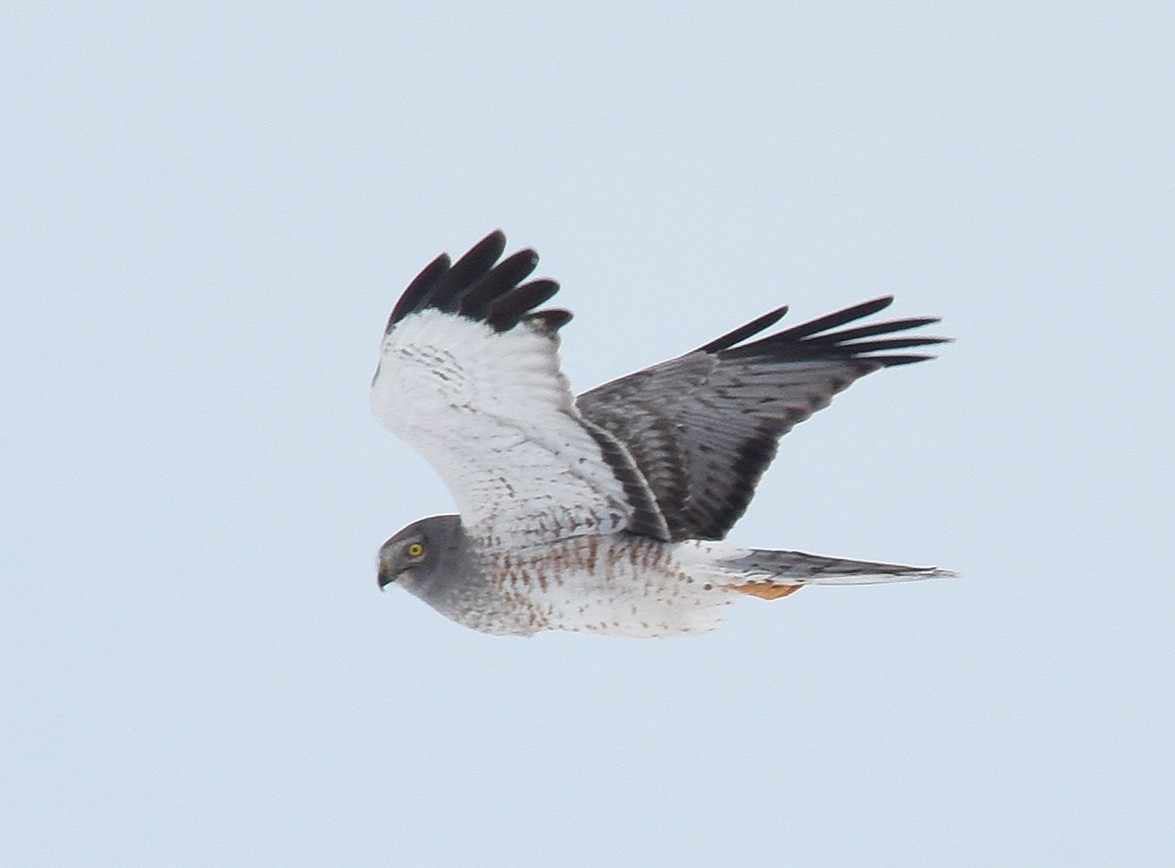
[[371, 232, 668, 548]]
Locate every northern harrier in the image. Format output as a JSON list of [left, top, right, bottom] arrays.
[[373, 232, 952, 637]]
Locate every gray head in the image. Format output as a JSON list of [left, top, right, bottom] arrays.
[[377, 514, 469, 601]]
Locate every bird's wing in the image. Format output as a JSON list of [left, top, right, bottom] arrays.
[[576, 297, 948, 541], [372, 232, 668, 548]]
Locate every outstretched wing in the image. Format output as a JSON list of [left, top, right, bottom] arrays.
[[576, 297, 948, 541], [372, 232, 668, 548]]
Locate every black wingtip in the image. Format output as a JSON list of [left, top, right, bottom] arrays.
[[880, 354, 939, 366], [386, 231, 563, 334], [712, 297, 949, 365], [696, 306, 789, 353], [522, 308, 573, 333], [772, 296, 895, 341], [386, 252, 450, 332], [487, 279, 562, 331]]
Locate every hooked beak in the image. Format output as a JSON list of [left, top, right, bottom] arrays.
[[377, 560, 394, 591]]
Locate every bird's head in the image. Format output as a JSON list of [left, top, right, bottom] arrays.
[[377, 514, 466, 595]]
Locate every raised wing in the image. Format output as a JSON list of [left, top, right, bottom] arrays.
[[372, 232, 668, 547], [576, 297, 948, 541]]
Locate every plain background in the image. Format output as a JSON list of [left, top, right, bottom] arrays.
[[3, 2, 1173, 866]]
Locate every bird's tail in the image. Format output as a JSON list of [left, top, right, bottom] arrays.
[[710, 547, 956, 600]]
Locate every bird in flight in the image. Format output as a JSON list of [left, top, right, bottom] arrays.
[[372, 231, 952, 637]]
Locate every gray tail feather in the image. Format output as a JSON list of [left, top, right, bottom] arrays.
[[722, 548, 957, 586]]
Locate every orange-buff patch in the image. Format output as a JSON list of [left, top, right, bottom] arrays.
[[727, 583, 803, 601]]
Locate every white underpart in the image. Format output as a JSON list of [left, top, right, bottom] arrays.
[[372, 309, 634, 548], [461, 537, 734, 638], [537, 578, 729, 637]]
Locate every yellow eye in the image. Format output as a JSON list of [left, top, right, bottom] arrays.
[[405, 541, 425, 558]]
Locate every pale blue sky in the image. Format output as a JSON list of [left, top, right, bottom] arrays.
[[3, 2, 1173, 865]]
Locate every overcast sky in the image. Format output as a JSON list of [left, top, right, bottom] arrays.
[[3, 2, 1173, 865]]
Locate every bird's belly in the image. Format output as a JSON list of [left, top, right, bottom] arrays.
[[460, 536, 732, 638]]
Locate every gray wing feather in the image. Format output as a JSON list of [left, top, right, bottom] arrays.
[[575, 297, 947, 541], [718, 546, 956, 583]]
